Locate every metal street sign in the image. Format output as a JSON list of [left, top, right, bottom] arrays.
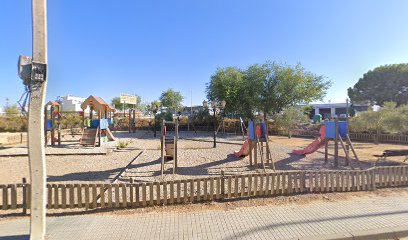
[[120, 93, 137, 104]]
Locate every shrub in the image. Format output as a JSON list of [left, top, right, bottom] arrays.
[[272, 106, 310, 138], [117, 140, 132, 149], [349, 102, 408, 142]]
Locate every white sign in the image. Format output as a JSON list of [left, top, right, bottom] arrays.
[[120, 93, 137, 105]]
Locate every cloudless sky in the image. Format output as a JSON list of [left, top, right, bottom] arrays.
[[1, 0, 408, 107]]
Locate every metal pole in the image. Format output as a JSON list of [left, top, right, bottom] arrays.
[[345, 98, 350, 166], [189, 90, 192, 131], [29, 0, 47, 238], [154, 113, 157, 137], [123, 101, 125, 127], [213, 108, 216, 148], [334, 118, 339, 167]]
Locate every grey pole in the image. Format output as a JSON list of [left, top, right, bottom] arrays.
[[29, 0, 48, 239]]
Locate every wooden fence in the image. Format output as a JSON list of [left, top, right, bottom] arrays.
[[349, 133, 408, 144], [1, 166, 408, 211], [271, 129, 408, 144]]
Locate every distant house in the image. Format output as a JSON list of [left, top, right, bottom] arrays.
[[60, 95, 89, 113], [309, 102, 370, 119]]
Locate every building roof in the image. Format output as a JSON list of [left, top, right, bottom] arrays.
[[310, 102, 369, 108]]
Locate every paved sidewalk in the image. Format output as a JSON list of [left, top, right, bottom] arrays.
[[1, 194, 408, 240]]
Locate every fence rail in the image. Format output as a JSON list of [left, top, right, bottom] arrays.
[[349, 132, 408, 144], [271, 129, 408, 144], [1, 166, 408, 211]]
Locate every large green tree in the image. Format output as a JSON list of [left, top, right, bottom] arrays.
[[247, 62, 330, 119], [348, 63, 408, 106], [206, 62, 330, 120], [205, 67, 251, 118], [159, 89, 184, 113]]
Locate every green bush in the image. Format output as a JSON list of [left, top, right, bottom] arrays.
[[117, 140, 132, 149], [156, 112, 173, 123], [0, 116, 27, 132], [272, 106, 310, 138], [349, 102, 408, 141]]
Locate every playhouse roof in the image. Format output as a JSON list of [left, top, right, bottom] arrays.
[[45, 100, 60, 107], [81, 95, 114, 112]]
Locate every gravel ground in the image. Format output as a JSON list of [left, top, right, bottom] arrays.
[[0, 143, 112, 156], [117, 131, 370, 183], [0, 131, 143, 184], [0, 130, 385, 184]]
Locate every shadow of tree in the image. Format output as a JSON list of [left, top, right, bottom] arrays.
[[47, 167, 124, 182], [0, 235, 29, 240], [173, 154, 242, 176], [274, 153, 306, 170]]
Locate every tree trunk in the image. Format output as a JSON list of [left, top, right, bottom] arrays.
[[375, 129, 380, 145], [263, 110, 267, 122]]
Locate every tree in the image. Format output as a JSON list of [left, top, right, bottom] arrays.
[[246, 62, 330, 120], [302, 105, 313, 117], [0, 104, 27, 132], [145, 100, 161, 115], [380, 102, 408, 134], [272, 106, 309, 138], [205, 62, 330, 120], [111, 95, 142, 111], [4, 104, 21, 117], [159, 89, 184, 113], [206, 67, 252, 118], [348, 63, 408, 106]]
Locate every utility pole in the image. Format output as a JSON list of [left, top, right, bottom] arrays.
[[30, 0, 48, 239]]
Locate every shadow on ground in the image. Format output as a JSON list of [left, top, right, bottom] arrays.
[[47, 167, 124, 182], [0, 235, 29, 240]]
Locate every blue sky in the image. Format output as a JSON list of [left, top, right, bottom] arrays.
[[1, 0, 408, 107]]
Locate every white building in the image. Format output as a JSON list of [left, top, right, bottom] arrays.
[[310, 102, 370, 119], [59, 95, 89, 113]]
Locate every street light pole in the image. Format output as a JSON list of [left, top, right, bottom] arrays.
[[153, 105, 158, 137], [211, 101, 217, 148], [213, 107, 216, 148]]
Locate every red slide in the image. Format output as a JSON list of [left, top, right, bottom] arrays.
[[292, 126, 326, 155], [234, 139, 254, 157]]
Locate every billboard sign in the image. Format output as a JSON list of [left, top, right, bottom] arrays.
[[120, 93, 137, 104]]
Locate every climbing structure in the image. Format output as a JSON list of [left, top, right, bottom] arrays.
[[235, 121, 275, 171], [44, 100, 61, 147], [248, 121, 274, 171], [292, 119, 360, 169], [80, 95, 116, 147]]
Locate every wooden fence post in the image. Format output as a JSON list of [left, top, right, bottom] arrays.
[[22, 178, 27, 214], [221, 171, 225, 200], [370, 169, 376, 191], [129, 178, 134, 207]]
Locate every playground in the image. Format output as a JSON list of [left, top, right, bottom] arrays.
[[1, 127, 408, 185]]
